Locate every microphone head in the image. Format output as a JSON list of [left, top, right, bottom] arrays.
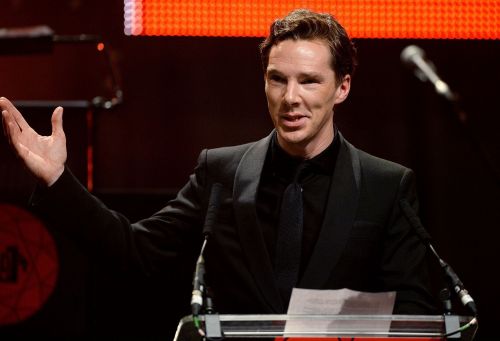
[[400, 45, 425, 66]]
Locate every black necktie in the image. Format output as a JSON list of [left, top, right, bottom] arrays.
[[274, 163, 306, 306]]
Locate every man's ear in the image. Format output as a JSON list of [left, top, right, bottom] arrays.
[[334, 75, 351, 104]]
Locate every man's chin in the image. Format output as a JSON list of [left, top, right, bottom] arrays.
[[276, 130, 309, 148]]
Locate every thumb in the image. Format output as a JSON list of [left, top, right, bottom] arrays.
[[51, 106, 64, 136]]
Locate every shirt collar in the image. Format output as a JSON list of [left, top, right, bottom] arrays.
[[270, 126, 340, 182]]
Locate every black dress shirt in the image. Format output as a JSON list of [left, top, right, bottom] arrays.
[[257, 128, 341, 281]]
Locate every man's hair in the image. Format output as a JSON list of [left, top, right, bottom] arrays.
[[259, 9, 358, 84]]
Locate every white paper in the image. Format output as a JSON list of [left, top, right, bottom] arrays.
[[284, 288, 396, 336]]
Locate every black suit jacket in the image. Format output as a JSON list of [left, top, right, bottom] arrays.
[[31, 131, 435, 314]]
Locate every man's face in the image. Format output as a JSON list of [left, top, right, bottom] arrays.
[[265, 39, 350, 158]]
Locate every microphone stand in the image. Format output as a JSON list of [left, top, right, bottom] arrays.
[[401, 45, 499, 184]]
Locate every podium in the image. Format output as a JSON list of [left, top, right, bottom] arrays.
[[174, 314, 476, 341]]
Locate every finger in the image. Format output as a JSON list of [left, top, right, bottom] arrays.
[[0, 97, 8, 111], [51, 106, 65, 136], [2, 109, 17, 143], [0, 97, 29, 131], [2, 110, 11, 141], [3, 118, 25, 155]]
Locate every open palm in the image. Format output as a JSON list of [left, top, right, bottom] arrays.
[[1, 97, 67, 186]]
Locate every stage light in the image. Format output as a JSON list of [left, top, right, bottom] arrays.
[[123, 0, 500, 39]]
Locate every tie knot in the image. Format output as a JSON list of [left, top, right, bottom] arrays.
[[292, 162, 308, 184]]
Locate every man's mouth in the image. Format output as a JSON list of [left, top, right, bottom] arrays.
[[280, 113, 307, 128], [284, 116, 304, 121]]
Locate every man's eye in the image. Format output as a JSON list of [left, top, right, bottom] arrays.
[[269, 75, 285, 83], [301, 78, 319, 84]]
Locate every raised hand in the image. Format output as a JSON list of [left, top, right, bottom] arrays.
[[1, 97, 67, 186]]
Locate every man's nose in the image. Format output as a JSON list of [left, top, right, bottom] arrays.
[[284, 82, 300, 106]]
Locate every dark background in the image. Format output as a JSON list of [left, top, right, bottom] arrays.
[[0, 0, 499, 339]]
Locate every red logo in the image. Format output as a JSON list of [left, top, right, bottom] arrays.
[[0, 204, 59, 325]]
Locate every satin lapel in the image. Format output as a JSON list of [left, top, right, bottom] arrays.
[[299, 133, 361, 288], [233, 132, 283, 313]]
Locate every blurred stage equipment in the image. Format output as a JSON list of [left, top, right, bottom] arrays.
[[0, 25, 122, 111], [401, 45, 457, 103], [0, 25, 123, 191], [401, 44, 499, 182]]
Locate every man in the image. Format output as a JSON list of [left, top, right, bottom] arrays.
[[1, 9, 435, 314]]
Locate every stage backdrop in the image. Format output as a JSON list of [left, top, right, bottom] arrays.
[[1, 0, 498, 339]]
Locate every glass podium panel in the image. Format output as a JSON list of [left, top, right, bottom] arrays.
[[174, 314, 475, 341]]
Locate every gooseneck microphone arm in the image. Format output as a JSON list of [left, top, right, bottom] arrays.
[[399, 199, 478, 317], [191, 239, 207, 317], [191, 183, 223, 334]]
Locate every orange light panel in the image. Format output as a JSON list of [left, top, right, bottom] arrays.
[[124, 0, 500, 39]]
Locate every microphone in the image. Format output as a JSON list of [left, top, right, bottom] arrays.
[[400, 45, 457, 102], [399, 199, 477, 316], [440, 259, 478, 316], [191, 183, 223, 317]]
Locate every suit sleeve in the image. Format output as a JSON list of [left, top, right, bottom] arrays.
[[29, 150, 210, 276], [380, 168, 438, 314]]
